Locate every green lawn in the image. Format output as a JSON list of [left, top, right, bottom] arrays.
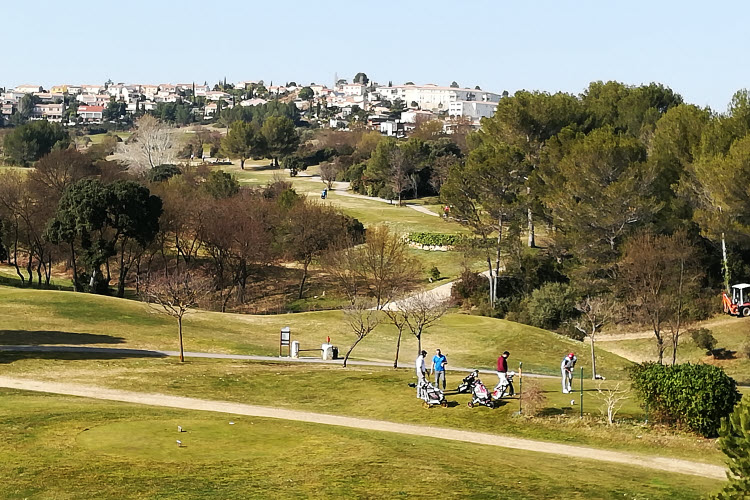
[[0, 390, 720, 499], [0, 355, 722, 465], [0, 286, 632, 377]]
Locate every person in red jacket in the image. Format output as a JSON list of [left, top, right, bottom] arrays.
[[497, 350, 510, 387]]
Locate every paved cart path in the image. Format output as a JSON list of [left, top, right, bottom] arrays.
[[0, 376, 726, 481]]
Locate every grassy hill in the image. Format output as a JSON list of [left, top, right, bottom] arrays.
[[0, 286, 632, 377]]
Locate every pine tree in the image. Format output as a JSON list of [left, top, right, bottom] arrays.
[[713, 401, 750, 498]]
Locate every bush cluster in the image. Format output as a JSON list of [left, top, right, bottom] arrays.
[[408, 232, 465, 247], [629, 362, 741, 437]]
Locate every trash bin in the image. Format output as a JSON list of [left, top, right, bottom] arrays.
[[331, 346, 339, 359], [321, 343, 333, 360], [291, 340, 300, 358]]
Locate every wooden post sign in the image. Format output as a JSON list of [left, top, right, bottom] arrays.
[[280, 327, 291, 356]]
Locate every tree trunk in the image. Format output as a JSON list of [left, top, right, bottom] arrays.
[[117, 240, 127, 298], [298, 259, 310, 300], [13, 233, 24, 284], [590, 329, 597, 380], [393, 328, 403, 369], [70, 242, 80, 291], [343, 337, 363, 368], [527, 207, 535, 248], [177, 315, 185, 362], [417, 333, 422, 355]]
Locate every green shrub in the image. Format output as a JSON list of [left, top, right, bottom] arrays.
[[148, 164, 182, 183], [713, 401, 750, 498], [451, 268, 484, 303], [525, 282, 577, 330], [429, 266, 441, 280], [629, 363, 741, 437], [689, 328, 717, 353], [408, 232, 465, 247]]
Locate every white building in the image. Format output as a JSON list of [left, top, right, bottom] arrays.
[[375, 84, 501, 112], [77, 105, 104, 122], [31, 103, 65, 122], [342, 83, 365, 96], [13, 84, 43, 94], [448, 100, 498, 122]]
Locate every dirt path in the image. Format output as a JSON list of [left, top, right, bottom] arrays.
[[0, 376, 725, 480]]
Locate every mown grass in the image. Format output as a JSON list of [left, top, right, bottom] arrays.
[[0, 286, 632, 377], [0, 354, 723, 464], [0, 389, 720, 499]]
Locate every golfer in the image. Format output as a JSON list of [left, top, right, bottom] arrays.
[[432, 348, 447, 390], [561, 352, 577, 393]]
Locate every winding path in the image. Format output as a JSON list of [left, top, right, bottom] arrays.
[[0, 376, 725, 480]]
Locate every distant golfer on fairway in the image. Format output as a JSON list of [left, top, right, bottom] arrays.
[[432, 348, 447, 390], [561, 352, 577, 393]]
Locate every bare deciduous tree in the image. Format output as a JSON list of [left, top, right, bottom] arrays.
[[342, 298, 382, 368], [575, 296, 617, 380], [319, 160, 341, 190], [595, 382, 629, 425], [384, 308, 409, 369], [120, 115, 175, 172], [388, 149, 411, 206], [401, 290, 449, 354], [140, 270, 210, 362]]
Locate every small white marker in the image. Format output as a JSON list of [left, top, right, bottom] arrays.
[[570, 400, 575, 405], [178, 426, 183, 433], [229, 422, 235, 425], [176, 440, 182, 447]]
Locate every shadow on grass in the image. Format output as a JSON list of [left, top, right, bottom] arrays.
[[0, 274, 74, 291], [0, 330, 125, 345], [0, 349, 167, 365]]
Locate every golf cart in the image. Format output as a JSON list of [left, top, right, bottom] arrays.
[[722, 283, 750, 317]]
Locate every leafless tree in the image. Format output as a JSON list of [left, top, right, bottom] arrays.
[[319, 160, 340, 190], [341, 298, 382, 368], [120, 115, 175, 172], [384, 308, 409, 368], [388, 149, 411, 206], [595, 382, 629, 425], [619, 231, 702, 364], [575, 296, 617, 379], [140, 270, 210, 362], [402, 290, 449, 354], [359, 225, 420, 309]]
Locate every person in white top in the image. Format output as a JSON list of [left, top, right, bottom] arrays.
[[415, 350, 427, 382], [561, 352, 577, 393]]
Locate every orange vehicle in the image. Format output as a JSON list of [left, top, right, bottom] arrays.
[[722, 283, 750, 317]]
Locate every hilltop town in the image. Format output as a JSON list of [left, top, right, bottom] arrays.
[[1, 76, 503, 136]]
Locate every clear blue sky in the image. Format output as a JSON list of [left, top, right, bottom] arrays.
[[4, 0, 748, 110]]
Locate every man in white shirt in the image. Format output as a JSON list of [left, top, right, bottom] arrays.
[[415, 350, 427, 382], [415, 350, 428, 399]]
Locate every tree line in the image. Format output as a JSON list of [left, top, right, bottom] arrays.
[[441, 81, 750, 366]]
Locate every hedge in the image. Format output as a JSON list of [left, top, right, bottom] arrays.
[[629, 362, 741, 437], [408, 232, 466, 247]]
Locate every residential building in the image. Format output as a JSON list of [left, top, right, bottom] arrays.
[[50, 85, 69, 94], [206, 91, 231, 101], [80, 84, 104, 94], [342, 83, 365, 96], [33, 92, 64, 103], [374, 84, 501, 112], [1, 103, 15, 117], [448, 100, 498, 122], [204, 102, 218, 118], [77, 105, 104, 122], [240, 98, 267, 107], [14, 84, 43, 94], [400, 110, 436, 124], [31, 103, 65, 122]]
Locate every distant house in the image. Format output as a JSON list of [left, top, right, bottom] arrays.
[[240, 98, 267, 107], [33, 92, 64, 103], [193, 85, 210, 96], [77, 105, 104, 122], [31, 103, 65, 122], [206, 91, 231, 101], [50, 85, 68, 94], [1, 103, 15, 117], [204, 102, 218, 118], [80, 84, 104, 94], [448, 100, 498, 122], [159, 84, 177, 93], [343, 83, 365, 96], [14, 84, 43, 94]]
